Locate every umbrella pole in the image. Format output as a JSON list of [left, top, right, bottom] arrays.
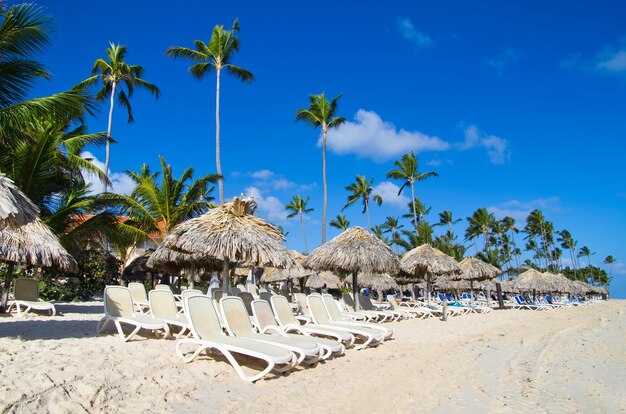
[[189, 265, 195, 290], [426, 276, 431, 306], [0, 262, 15, 312], [470, 280, 474, 305], [352, 272, 360, 311], [222, 261, 230, 296]]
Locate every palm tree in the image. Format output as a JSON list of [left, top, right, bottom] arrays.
[[371, 225, 389, 245], [106, 157, 217, 243], [604, 255, 616, 280], [465, 208, 494, 251], [558, 229, 578, 275], [167, 19, 253, 204], [329, 214, 350, 231], [381, 216, 404, 252], [402, 197, 431, 224], [578, 246, 595, 267], [0, 3, 90, 144], [386, 151, 438, 233], [342, 175, 382, 230], [502, 216, 520, 267], [434, 210, 460, 232], [295, 93, 345, 243], [76, 43, 160, 189], [285, 195, 314, 253]]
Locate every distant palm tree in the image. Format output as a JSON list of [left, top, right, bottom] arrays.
[[558, 229, 578, 276], [371, 225, 389, 245], [285, 195, 314, 253], [76, 43, 160, 189], [402, 197, 431, 224], [604, 255, 616, 280], [295, 93, 345, 243], [434, 210, 461, 232], [166, 19, 253, 204], [342, 175, 382, 230], [381, 216, 403, 252], [386, 151, 438, 233], [578, 246, 595, 267], [329, 213, 350, 231], [502, 216, 520, 267], [465, 208, 495, 251]]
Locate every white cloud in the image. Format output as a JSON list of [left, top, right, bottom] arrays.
[[80, 151, 135, 195], [250, 169, 275, 180], [324, 109, 449, 162], [460, 125, 511, 164], [397, 17, 432, 49], [596, 48, 626, 73], [371, 182, 410, 209], [561, 39, 626, 75], [612, 261, 626, 276], [246, 169, 315, 192], [488, 197, 561, 221], [426, 158, 452, 167], [485, 48, 519, 76], [243, 186, 288, 224]]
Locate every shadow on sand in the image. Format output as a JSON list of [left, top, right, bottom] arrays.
[[0, 319, 100, 340]]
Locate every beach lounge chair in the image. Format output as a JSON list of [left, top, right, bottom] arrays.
[[237, 292, 255, 316], [293, 293, 314, 324], [127, 282, 150, 313], [307, 294, 383, 350], [149, 289, 189, 338], [247, 284, 259, 298], [321, 294, 393, 339], [176, 295, 296, 382], [358, 294, 405, 321], [220, 296, 323, 365], [7, 278, 56, 316], [512, 296, 548, 311], [270, 295, 355, 347], [341, 293, 384, 321], [155, 284, 172, 291], [212, 289, 224, 302], [259, 291, 273, 303], [97, 286, 169, 342], [385, 295, 430, 319], [251, 299, 344, 359]]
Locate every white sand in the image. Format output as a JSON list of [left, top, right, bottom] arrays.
[[0, 300, 624, 413]]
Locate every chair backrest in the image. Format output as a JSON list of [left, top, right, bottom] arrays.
[[128, 282, 148, 303], [104, 286, 135, 318], [437, 292, 445, 302], [342, 292, 356, 311], [294, 293, 311, 316], [181, 289, 203, 302], [270, 295, 299, 326], [247, 284, 259, 297], [231, 287, 242, 296], [322, 294, 344, 321], [155, 284, 172, 291], [13, 278, 39, 301], [236, 284, 246, 291], [387, 295, 400, 311], [221, 296, 255, 336], [358, 294, 376, 311], [307, 295, 332, 324], [237, 292, 255, 316], [251, 300, 278, 331], [149, 289, 178, 320], [184, 295, 223, 340], [259, 291, 273, 303], [212, 289, 223, 302]]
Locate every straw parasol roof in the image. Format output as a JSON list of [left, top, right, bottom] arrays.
[[0, 219, 77, 272], [154, 198, 295, 270], [260, 251, 314, 283], [357, 273, 400, 291], [0, 173, 38, 230], [512, 268, 560, 292], [302, 226, 399, 310], [147, 245, 226, 273], [302, 227, 399, 275], [123, 250, 154, 277], [305, 271, 341, 289], [454, 256, 501, 281]]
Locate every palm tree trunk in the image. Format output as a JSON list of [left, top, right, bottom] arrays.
[[1, 262, 15, 312], [322, 128, 328, 243], [365, 199, 371, 230], [300, 213, 308, 253], [104, 81, 117, 192], [410, 181, 418, 236], [215, 68, 224, 205]]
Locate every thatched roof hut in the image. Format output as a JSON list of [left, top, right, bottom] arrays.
[[399, 244, 462, 304], [0, 173, 38, 230], [305, 271, 341, 289], [147, 245, 226, 274], [302, 226, 399, 310], [455, 257, 501, 281], [357, 273, 399, 291], [151, 197, 294, 293], [512, 268, 560, 292], [260, 251, 314, 283]]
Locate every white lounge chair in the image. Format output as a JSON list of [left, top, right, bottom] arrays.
[[127, 282, 150, 313], [176, 295, 296, 383], [149, 289, 189, 338], [97, 286, 169, 342], [7, 278, 56, 316], [220, 296, 323, 366], [321, 294, 393, 339], [386, 295, 430, 319]]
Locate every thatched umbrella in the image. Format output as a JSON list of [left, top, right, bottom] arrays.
[[453, 257, 501, 303], [260, 250, 314, 283], [357, 273, 399, 291], [152, 197, 294, 294], [305, 271, 341, 289], [302, 226, 399, 310], [1, 219, 77, 311], [399, 244, 462, 305], [512, 268, 560, 294], [0, 173, 38, 230]]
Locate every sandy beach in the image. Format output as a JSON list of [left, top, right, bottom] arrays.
[[0, 300, 624, 413]]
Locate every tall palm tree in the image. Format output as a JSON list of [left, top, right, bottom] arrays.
[[578, 246, 595, 267], [604, 255, 616, 280], [295, 93, 345, 243], [465, 208, 494, 251], [76, 43, 160, 189], [524, 209, 552, 269], [0, 3, 90, 144], [342, 175, 382, 230], [402, 197, 431, 224], [381, 216, 403, 252], [434, 210, 461, 232], [285, 195, 314, 253], [166, 19, 253, 204], [106, 157, 217, 243], [371, 224, 389, 245], [329, 213, 350, 231], [386, 151, 438, 233], [502, 216, 520, 267]]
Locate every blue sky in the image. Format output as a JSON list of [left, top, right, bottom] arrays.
[[30, 0, 626, 296]]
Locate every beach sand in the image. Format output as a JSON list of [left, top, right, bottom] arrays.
[[0, 300, 624, 413]]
